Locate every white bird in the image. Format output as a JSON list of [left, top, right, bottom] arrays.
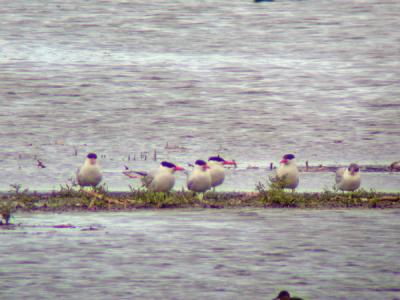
[[207, 156, 236, 189], [77, 153, 102, 187], [335, 163, 361, 191], [274, 154, 299, 191], [126, 161, 184, 192], [187, 160, 212, 193]]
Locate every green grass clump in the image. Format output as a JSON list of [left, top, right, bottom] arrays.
[[256, 180, 304, 207], [255, 179, 397, 209], [127, 187, 197, 208]]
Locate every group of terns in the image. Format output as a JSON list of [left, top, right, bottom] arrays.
[[77, 152, 362, 192]]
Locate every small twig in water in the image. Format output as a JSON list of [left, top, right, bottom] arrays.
[[153, 149, 157, 161], [123, 171, 139, 179], [37, 160, 46, 168]]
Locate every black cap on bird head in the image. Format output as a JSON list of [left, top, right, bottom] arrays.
[[208, 156, 225, 162], [283, 154, 295, 160], [195, 160, 207, 166], [280, 154, 295, 165], [348, 163, 360, 172], [195, 160, 209, 170], [87, 153, 97, 159], [161, 161, 176, 169]]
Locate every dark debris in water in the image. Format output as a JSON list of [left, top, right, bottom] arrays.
[[298, 164, 400, 173], [52, 224, 76, 229], [0, 224, 18, 230], [81, 226, 101, 231]]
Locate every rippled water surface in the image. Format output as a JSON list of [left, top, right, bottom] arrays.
[[1, 0, 399, 191], [1, 209, 400, 299]]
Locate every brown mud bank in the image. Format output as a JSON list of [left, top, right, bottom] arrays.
[[1, 187, 400, 221]]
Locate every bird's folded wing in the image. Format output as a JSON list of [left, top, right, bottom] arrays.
[[269, 174, 278, 182], [123, 170, 148, 179], [187, 177, 197, 190], [141, 171, 154, 188], [132, 171, 148, 177], [335, 168, 344, 184]]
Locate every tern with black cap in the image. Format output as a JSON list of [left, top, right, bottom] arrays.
[[207, 155, 236, 189], [187, 160, 212, 193], [274, 154, 299, 191], [125, 161, 184, 192], [77, 153, 102, 187], [335, 163, 361, 191]]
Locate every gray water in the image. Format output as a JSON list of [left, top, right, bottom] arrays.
[[1, 209, 400, 299], [1, 3, 400, 299], [0, 0, 399, 191]]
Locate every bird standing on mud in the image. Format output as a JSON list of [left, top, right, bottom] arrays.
[[125, 161, 184, 192], [335, 163, 361, 191], [76, 153, 102, 188], [187, 160, 212, 193], [207, 156, 236, 189], [274, 154, 299, 192]]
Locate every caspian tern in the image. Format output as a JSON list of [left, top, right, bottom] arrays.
[[207, 156, 236, 188], [126, 161, 184, 192], [275, 154, 299, 191], [335, 163, 361, 191], [187, 160, 212, 193], [76, 153, 102, 187]]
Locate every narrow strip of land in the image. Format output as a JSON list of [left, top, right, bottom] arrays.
[[1, 188, 399, 221]]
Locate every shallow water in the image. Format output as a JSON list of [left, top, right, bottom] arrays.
[[1, 209, 400, 299], [1, 0, 400, 191]]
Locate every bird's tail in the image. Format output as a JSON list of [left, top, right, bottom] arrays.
[[123, 171, 147, 179], [131, 171, 147, 177]]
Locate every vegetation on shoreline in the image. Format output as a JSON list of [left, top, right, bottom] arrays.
[[1, 181, 399, 224]]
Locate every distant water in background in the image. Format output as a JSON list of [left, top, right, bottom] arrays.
[[1, 0, 399, 191]]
